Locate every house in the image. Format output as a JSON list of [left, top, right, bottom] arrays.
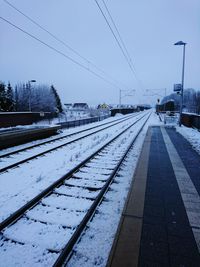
[[72, 103, 89, 110], [64, 103, 73, 110]]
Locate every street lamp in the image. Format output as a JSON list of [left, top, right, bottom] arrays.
[[28, 80, 36, 112], [174, 41, 186, 126]]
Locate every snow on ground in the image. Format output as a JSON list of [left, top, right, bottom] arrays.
[[155, 112, 200, 155], [0, 112, 146, 222], [176, 126, 200, 155], [0, 114, 138, 169], [0, 110, 162, 267], [67, 112, 161, 267], [0, 111, 153, 266], [0, 114, 133, 156]]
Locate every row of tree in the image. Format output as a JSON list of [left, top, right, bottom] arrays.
[[161, 88, 200, 114], [0, 81, 63, 113]]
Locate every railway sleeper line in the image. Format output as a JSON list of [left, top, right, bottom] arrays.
[[0, 113, 149, 229], [0, 113, 141, 174], [0, 112, 151, 266], [53, 113, 151, 266], [0, 114, 134, 159]]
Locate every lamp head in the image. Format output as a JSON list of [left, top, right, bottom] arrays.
[[174, 41, 186, 46]]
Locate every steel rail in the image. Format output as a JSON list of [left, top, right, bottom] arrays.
[[53, 112, 151, 266], [0, 114, 134, 159], [0, 112, 149, 232], [0, 114, 139, 174]]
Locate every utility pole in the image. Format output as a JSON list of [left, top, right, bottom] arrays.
[[119, 89, 122, 108]]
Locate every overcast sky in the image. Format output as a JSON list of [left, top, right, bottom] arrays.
[[0, 0, 199, 105]]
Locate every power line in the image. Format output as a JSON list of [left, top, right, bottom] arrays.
[[3, 0, 90, 64], [0, 16, 123, 90], [101, 0, 134, 68], [94, 0, 144, 89], [100, 0, 142, 85], [94, 0, 133, 71], [3, 0, 129, 91], [103, 0, 145, 90]]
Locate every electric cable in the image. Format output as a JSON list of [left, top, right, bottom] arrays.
[[3, 0, 130, 91], [94, 0, 132, 71], [94, 0, 144, 90], [101, 0, 134, 68], [0, 16, 123, 90]]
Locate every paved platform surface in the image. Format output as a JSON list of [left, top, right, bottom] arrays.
[[107, 126, 200, 267]]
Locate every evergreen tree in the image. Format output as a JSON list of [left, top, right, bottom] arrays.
[[0, 82, 64, 113], [16, 83, 29, 111], [0, 81, 6, 111], [50, 85, 63, 113], [6, 82, 15, 111], [14, 86, 19, 111]]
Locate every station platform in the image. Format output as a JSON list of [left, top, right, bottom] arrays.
[[107, 126, 200, 267], [0, 125, 60, 149]]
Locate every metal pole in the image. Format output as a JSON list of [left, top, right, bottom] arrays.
[[28, 82, 31, 112], [119, 89, 121, 107], [163, 88, 166, 112], [179, 44, 186, 126]]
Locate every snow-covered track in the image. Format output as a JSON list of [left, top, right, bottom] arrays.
[[0, 112, 151, 266], [0, 112, 149, 229], [0, 115, 134, 159], [0, 114, 137, 174]]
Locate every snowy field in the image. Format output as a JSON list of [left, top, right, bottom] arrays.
[[2, 111, 196, 266]]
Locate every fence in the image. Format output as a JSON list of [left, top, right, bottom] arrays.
[[57, 115, 110, 129], [182, 113, 200, 129]]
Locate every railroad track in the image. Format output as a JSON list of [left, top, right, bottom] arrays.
[[0, 113, 140, 173], [0, 111, 151, 266], [0, 114, 134, 158]]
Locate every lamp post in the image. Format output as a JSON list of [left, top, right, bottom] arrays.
[[28, 80, 36, 112], [174, 41, 186, 126]]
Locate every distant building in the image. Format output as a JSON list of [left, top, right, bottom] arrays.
[[72, 103, 89, 110], [64, 103, 73, 110], [63, 103, 89, 118], [97, 103, 110, 109]]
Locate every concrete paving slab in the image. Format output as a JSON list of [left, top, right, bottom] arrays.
[[107, 126, 200, 267]]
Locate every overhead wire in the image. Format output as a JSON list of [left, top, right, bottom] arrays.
[[101, 0, 134, 68], [3, 0, 130, 91], [94, 0, 144, 89], [0, 16, 124, 90], [3, 0, 87, 63], [94, 0, 133, 71]]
